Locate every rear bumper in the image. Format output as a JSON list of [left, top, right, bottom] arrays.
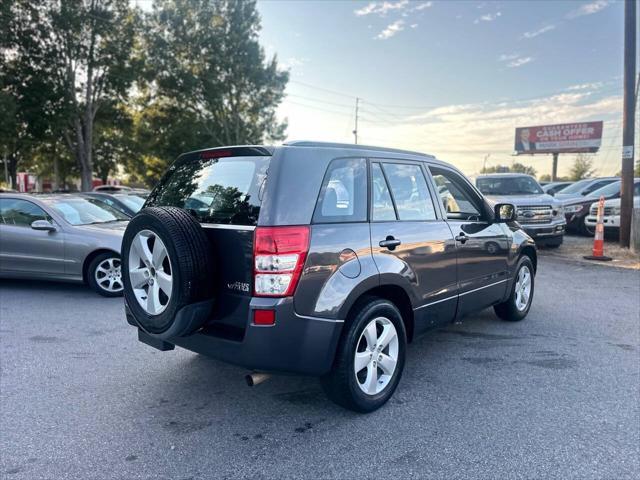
[[126, 298, 343, 376]]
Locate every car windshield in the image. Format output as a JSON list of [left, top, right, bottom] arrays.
[[46, 197, 129, 225], [589, 181, 621, 197], [114, 194, 145, 213], [476, 176, 543, 195], [557, 178, 592, 194]]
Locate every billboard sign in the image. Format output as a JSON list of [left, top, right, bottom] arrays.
[[514, 121, 603, 154]]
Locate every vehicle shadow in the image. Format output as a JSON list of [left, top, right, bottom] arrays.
[[124, 308, 529, 434], [0, 278, 110, 298]]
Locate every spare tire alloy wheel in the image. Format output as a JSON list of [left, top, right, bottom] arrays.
[[122, 207, 215, 339], [355, 317, 399, 395], [128, 229, 173, 315]]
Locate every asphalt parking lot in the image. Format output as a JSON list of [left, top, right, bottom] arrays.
[[1, 255, 639, 480]]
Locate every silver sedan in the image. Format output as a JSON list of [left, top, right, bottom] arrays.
[[0, 193, 129, 296]]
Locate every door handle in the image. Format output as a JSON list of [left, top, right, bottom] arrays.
[[379, 236, 401, 250], [455, 233, 468, 244]]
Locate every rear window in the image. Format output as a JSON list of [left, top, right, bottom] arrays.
[[146, 155, 270, 225]]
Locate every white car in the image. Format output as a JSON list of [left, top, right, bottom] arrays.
[[585, 190, 640, 232]]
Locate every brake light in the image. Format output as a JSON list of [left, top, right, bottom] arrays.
[[253, 226, 310, 297]]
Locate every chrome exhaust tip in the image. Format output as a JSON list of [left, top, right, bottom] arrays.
[[245, 372, 271, 387]]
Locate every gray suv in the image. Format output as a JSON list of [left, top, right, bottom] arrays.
[[123, 142, 537, 412]]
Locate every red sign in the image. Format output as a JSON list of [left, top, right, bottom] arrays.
[[514, 121, 603, 154]]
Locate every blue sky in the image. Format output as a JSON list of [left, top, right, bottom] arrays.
[[258, 0, 631, 177]]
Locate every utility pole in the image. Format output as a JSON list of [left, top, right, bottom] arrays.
[[620, 0, 636, 248], [551, 153, 559, 182], [482, 153, 490, 172], [352, 97, 359, 144]]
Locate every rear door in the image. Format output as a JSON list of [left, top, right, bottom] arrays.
[[428, 166, 509, 318], [144, 149, 272, 331], [0, 198, 66, 275], [369, 160, 457, 332]]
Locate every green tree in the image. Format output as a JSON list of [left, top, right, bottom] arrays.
[[4, 0, 139, 191], [133, 0, 288, 184], [569, 154, 595, 180], [480, 162, 536, 176], [93, 104, 135, 184], [510, 162, 537, 176]]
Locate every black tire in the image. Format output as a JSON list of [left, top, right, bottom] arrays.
[[494, 256, 535, 322], [87, 252, 123, 297], [539, 236, 563, 249], [580, 217, 595, 237], [321, 298, 407, 413], [122, 207, 215, 338]]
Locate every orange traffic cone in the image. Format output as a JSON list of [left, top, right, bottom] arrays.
[[584, 195, 612, 261]]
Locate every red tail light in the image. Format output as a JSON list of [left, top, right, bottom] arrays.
[[253, 226, 310, 297]]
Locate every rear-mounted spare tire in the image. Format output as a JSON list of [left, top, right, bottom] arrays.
[[122, 207, 215, 339]]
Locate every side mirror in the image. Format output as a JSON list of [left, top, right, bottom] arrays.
[[494, 203, 516, 223], [31, 219, 56, 232]]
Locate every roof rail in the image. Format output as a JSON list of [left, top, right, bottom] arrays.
[[283, 140, 434, 158]]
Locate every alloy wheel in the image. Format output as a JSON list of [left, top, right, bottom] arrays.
[[514, 265, 532, 311], [94, 257, 123, 294], [354, 317, 399, 395], [128, 229, 173, 315]]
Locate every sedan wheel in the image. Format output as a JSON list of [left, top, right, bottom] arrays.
[[88, 252, 124, 297]]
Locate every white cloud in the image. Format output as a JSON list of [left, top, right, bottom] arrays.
[[354, 0, 409, 17], [507, 56, 533, 68], [474, 11, 501, 24], [376, 19, 405, 39], [522, 24, 556, 39], [280, 57, 307, 72], [567, 0, 611, 19], [498, 53, 520, 62], [567, 82, 603, 91], [414, 2, 433, 11], [410, 23, 418, 29], [497, 53, 533, 67], [354, 0, 432, 17]]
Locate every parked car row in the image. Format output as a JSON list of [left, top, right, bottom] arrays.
[[584, 180, 640, 234], [562, 179, 639, 235], [475, 174, 638, 239], [0, 191, 146, 296]]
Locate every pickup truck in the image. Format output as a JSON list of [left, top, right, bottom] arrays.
[[475, 173, 566, 247]]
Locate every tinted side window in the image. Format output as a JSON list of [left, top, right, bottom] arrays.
[[0, 199, 49, 227], [371, 163, 396, 221], [429, 167, 482, 220], [313, 158, 367, 223], [382, 163, 436, 221]]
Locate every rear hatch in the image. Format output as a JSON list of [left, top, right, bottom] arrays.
[[144, 147, 272, 336]]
